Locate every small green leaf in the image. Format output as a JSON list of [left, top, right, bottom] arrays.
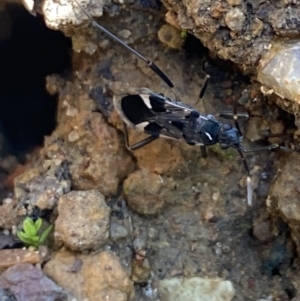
[[39, 224, 54, 245], [17, 231, 35, 245], [181, 29, 187, 38], [30, 235, 40, 243], [23, 217, 37, 236], [34, 218, 43, 232]]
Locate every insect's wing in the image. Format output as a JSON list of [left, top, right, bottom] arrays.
[[113, 89, 196, 141]]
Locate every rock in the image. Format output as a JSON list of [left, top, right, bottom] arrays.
[[0, 198, 20, 229], [165, 10, 181, 30], [53, 88, 134, 196], [0, 231, 18, 249], [0, 287, 17, 301], [257, 40, 300, 125], [250, 18, 264, 38], [245, 116, 268, 142], [134, 138, 184, 174], [123, 169, 165, 215], [225, 8, 245, 33], [158, 277, 235, 301], [267, 152, 300, 255], [44, 250, 135, 301], [226, 0, 241, 6], [20, 0, 35, 15], [42, 0, 105, 30], [268, 7, 300, 37], [159, 1, 300, 71], [0, 249, 41, 268], [131, 255, 151, 283], [158, 24, 183, 49], [132, 235, 147, 252], [110, 221, 129, 241], [118, 29, 132, 39], [55, 190, 110, 251], [252, 213, 272, 242], [0, 263, 68, 301], [270, 120, 285, 135], [14, 161, 71, 210]]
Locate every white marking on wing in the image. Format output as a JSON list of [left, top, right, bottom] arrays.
[[140, 94, 152, 109], [136, 121, 150, 130]]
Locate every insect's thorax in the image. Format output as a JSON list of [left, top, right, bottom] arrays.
[[183, 113, 221, 146], [185, 114, 242, 148]]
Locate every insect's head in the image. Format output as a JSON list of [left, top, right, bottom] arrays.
[[218, 123, 242, 149]]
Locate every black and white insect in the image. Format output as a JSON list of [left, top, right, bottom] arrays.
[[73, 0, 279, 205]]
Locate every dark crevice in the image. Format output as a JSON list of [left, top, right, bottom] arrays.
[[0, 4, 72, 161]]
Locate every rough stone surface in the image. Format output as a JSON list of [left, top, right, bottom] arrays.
[[45, 77, 134, 196], [252, 213, 272, 243], [0, 198, 20, 229], [110, 221, 129, 241], [0, 231, 18, 249], [224, 8, 245, 32], [44, 250, 135, 301], [267, 152, 300, 255], [123, 169, 166, 215], [161, 0, 300, 71], [130, 256, 151, 283], [55, 190, 110, 251], [158, 24, 183, 49], [158, 277, 235, 301], [257, 40, 300, 126], [0, 263, 68, 301], [0, 249, 40, 268], [42, 0, 105, 30], [14, 160, 71, 210], [158, 1, 300, 128]]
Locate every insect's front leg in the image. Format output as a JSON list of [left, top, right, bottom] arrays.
[[122, 122, 158, 151]]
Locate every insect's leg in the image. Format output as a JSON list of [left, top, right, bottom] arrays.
[[200, 145, 207, 158], [219, 111, 249, 120], [236, 142, 279, 205], [73, 0, 179, 101], [231, 95, 243, 135], [239, 144, 280, 153], [123, 122, 130, 148], [123, 122, 158, 151], [219, 89, 249, 125], [236, 146, 253, 206], [236, 147, 252, 206], [195, 74, 210, 106]]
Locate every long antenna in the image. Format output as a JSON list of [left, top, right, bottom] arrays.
[[73, 0, 179, 99]]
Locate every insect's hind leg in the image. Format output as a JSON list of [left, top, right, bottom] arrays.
[[200, 145, 207, 158], [195, 74, 210, 106], [123, 122, 158, 151]]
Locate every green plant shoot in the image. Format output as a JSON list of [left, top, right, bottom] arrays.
[[181, 29, 187, 38], [17, 217, 53, 249]]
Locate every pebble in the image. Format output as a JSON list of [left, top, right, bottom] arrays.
[[225, 8, 245, 32], [158, 277, 235, 301], [110, 221, 129, 241], [118, 29, 132, 39]]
